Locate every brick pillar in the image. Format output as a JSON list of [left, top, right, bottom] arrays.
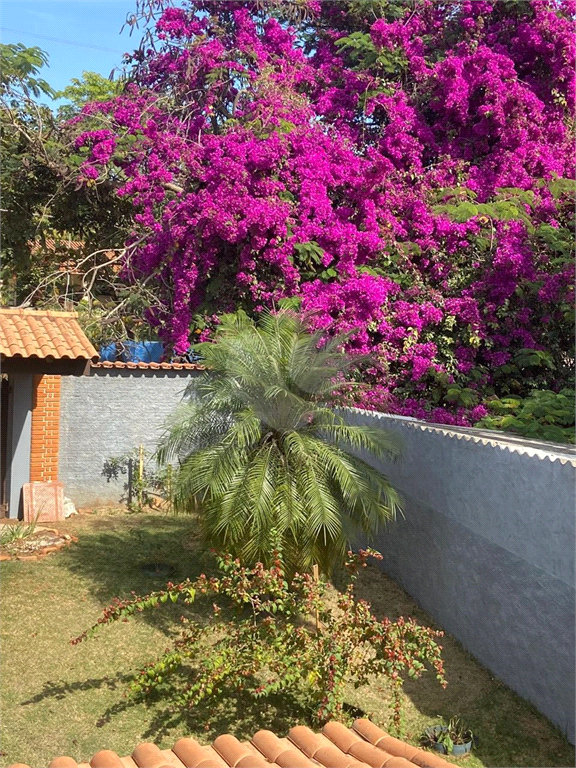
[[30, 375, 61, 482]]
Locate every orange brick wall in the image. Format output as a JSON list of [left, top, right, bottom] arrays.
[[30, 375, 61, 482]]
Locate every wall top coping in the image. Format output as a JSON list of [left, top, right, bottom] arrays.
[[92, 360, 206, 371], [345, 408, 576, 466], [89, 362, 204, 377]]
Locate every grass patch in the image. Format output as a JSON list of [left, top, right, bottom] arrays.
[[1, 509, 573, 767]]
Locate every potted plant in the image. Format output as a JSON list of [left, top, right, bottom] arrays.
[[421, 717, 474, 756]]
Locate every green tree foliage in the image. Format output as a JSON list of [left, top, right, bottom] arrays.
[[0, 44, 151, 342], [0, 43, 55, 100], [158, 309, 401, 576], [1, 42, 66, 296], [57, 71, 123, 121], [475, 389, 575, 444], [0, 43, 133, 324]]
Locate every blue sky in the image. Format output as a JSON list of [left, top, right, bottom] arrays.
[[0, 1, 147, 104]]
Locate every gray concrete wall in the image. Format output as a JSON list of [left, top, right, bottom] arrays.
[[344, 408, 576, 743], [59, 369, 201, 507]]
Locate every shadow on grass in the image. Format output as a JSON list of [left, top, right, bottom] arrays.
[[21, 669, 311, 746], [29, 514, 318, 747], [139, 690, 310, 744], [20, 672, 136, 705], [61, 514, 210, 590], [101, 686, 311, 744], [58, 513, 219, 635]]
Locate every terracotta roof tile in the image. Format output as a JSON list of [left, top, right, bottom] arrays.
[[119, 758, 139, 768], [92, 361, 206, 371], [275, 749, 317, 768], [9, 720, 456, 768], [29, 239, 118, 264], [352, 721, 452, 768], [91, 750, 125, 768], [287, 725, 323, 759], [236, 754, 270, 768], [251, 731, 286, 763], [213, 736, 250, 768], [29, 238, 86, 254], [347, 742, 391, 768], [172, 739, 208, 768], [0, 308, 98, 362], [132, 743, 171, 767]]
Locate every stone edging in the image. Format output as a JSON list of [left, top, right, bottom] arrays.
[[0, 530, 78, 562]]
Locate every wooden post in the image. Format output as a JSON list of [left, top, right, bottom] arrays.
[[312, 564, 320, 633], [138, 445, 144, 509], [127, 458, 133, 507], [166, 463, 173, 513]]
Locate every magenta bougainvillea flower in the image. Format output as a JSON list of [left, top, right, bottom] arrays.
[[75, 0, 575, 426]]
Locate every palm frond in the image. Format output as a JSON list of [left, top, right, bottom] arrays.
[[160, 309, 403, 575]]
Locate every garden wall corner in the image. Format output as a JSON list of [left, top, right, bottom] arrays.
[[344, 408, 576, 744]]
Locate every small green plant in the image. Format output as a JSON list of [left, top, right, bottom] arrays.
[[103, 446, 175, 512], [0, 521, 37, 546], [421, 716, 473, 754], [72, 549, 446, 733]]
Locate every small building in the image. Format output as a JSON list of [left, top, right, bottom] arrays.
[[0, 308, 98, 518]]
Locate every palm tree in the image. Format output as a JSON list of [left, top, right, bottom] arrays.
[[158, 309, 401, 576]]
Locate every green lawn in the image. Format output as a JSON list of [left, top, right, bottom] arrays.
[[0, 509, 573, 768]]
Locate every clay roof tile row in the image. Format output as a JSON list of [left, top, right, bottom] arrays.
[[92, 361, 206, 371], [0, 308, 98, 362], [8, 720, 455, 768], [29, 238, 86, 254]]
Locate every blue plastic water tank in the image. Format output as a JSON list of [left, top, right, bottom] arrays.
[[99, 343, 118, 361], [121, 341, 164, 362], [99, 341, 164, 363]]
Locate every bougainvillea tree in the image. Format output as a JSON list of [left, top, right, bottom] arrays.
[[74, 0, 575, 435]]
